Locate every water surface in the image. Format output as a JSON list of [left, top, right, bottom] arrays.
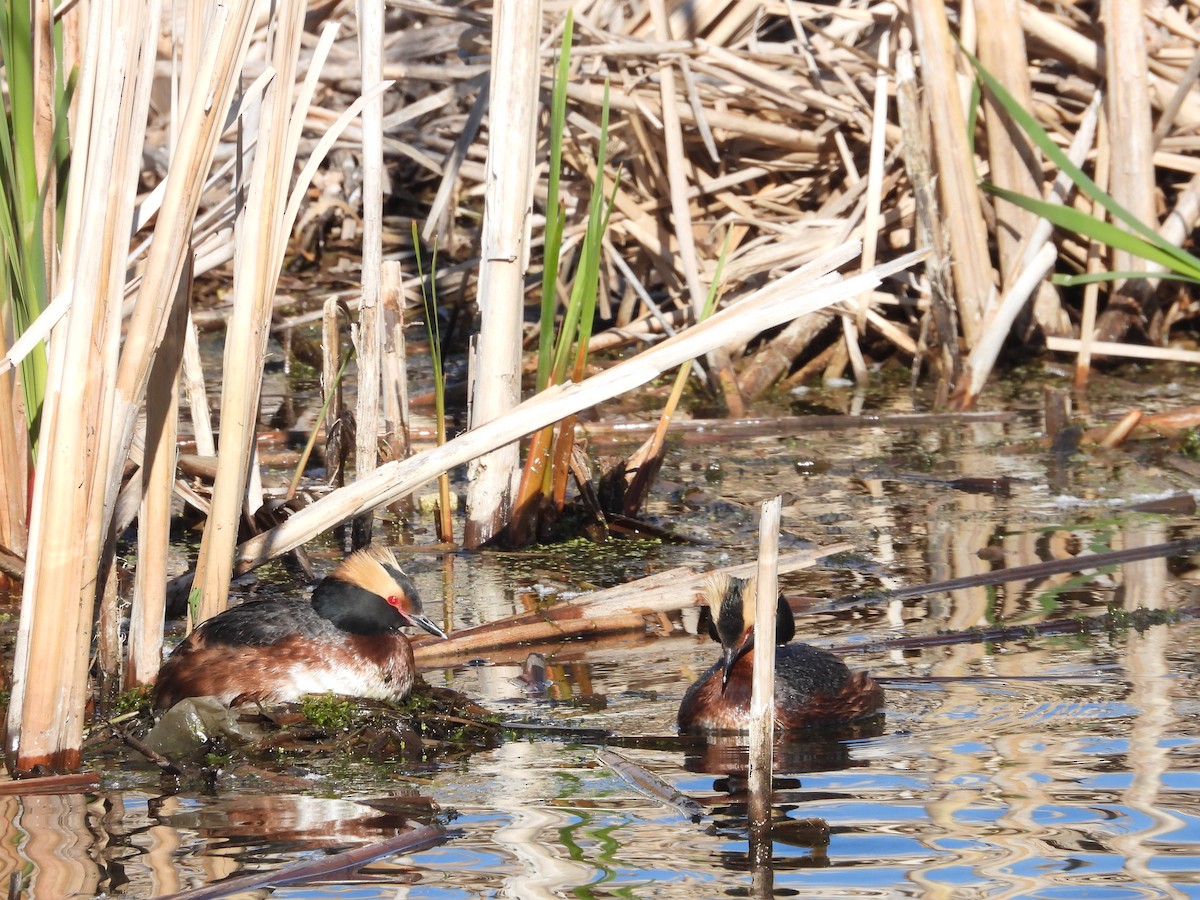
[[7, 375, 1200, 898]]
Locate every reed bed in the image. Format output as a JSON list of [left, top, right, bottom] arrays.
[[2, 0, 1199, 771], [298, 0, 1200, 396]]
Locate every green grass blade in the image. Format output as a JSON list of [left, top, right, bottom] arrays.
[[568, 81, 612, 377], [984, 183, 1200, 281], [966, 49, 1200, 276], [537, 11, 574, 393], [411, 223, 447, 443], [1052, 270, 1200, 287]]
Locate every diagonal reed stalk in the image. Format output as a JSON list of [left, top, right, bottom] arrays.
[[218, 244, 925, 577], [623, 232, 729, 517]]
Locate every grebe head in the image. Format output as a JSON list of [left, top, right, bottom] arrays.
[[312, 546, 447, 638], [702, 572, 795, 689]]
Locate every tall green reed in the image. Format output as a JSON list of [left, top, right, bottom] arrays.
[[0, 5, 73, 451]]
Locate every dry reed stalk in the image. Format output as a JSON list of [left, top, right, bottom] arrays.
[[192, 7, 307, 624], [127, 269, 188, 689], [955, 95, 1100, 408], [352, 0, 387, 548], [0, 367, 26, 559], [976, 0, 1069, 338], [910, 0, 992, 348], [738, 311, 836, 400], [180, 320, 215, 456], [1095, 0, 1157, 343], [895, 29, 958, 392], [127, 0, 208, 689], [1076, 110, 1111, 390], [321, 295, 345, 487], [1098, 410, 1144, 449], [169, 8, 213, 465], [747, 496, 782, 832], [224, 247, 921, 575], [380, 261, 412, 463], [414, 546, 846, 662], [106, 0, 256, 554], [463, 0, 543, 549], [7, 3, 158, 773], [1046, 337, 1200, 365]]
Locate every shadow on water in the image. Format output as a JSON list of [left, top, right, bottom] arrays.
[[6, 374, 1200, 897]]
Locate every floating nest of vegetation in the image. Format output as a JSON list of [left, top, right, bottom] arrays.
[[104, 682, 505, 778]]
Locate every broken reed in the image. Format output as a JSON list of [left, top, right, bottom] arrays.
[[623, 231, 728, 517]]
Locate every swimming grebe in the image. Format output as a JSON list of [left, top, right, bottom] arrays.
[[154, 546, 447, 710], [677, 573, 883, 733]]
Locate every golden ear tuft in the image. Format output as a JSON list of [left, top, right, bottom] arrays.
[[332, 546, 409, 598], [701, 572, 733, 615]]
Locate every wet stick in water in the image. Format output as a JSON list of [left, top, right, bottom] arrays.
[[596, 749, 703, 822], [748, 495, 782, 891]]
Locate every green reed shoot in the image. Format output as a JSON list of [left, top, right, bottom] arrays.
[[547, 79, 616, 388], [967, 50, 1200, 286], [536, 10, 574, 393], [0, 6, 73, 452]]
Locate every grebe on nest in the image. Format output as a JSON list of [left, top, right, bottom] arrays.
[[154, 546, 446, 710]]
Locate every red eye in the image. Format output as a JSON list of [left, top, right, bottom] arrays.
[[387, 595, 403, 609]]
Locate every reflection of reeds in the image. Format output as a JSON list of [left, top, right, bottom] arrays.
[[1111, 524, 1185, 898]]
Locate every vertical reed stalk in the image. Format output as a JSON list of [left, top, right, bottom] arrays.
[[192, 6, 312, 623], [909, 0, 992, 348], [895, 29, 959, 393], [747, 495, 781, 889], [322, 295, 345, 486], [128, 0, 205, 688], [1076, 111, 1111, 391], [7, 2, 156, 773], [177, 5, 212, 461], [975, 0, 1067, 337], [0, 364, 25, 558], [1097, 0, 1155, 341], [506, 16, 574, 547], [464, 0, 543, 548], [380, 260, 411, 464], [353, 0, 386, 548], [413, 226, 453, 542], [128, 269, 188, 687]]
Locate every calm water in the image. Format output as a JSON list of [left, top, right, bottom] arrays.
[[6, 375, 1200, 898]]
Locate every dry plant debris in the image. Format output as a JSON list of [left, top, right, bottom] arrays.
[[262, 0, 1200, 404]]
